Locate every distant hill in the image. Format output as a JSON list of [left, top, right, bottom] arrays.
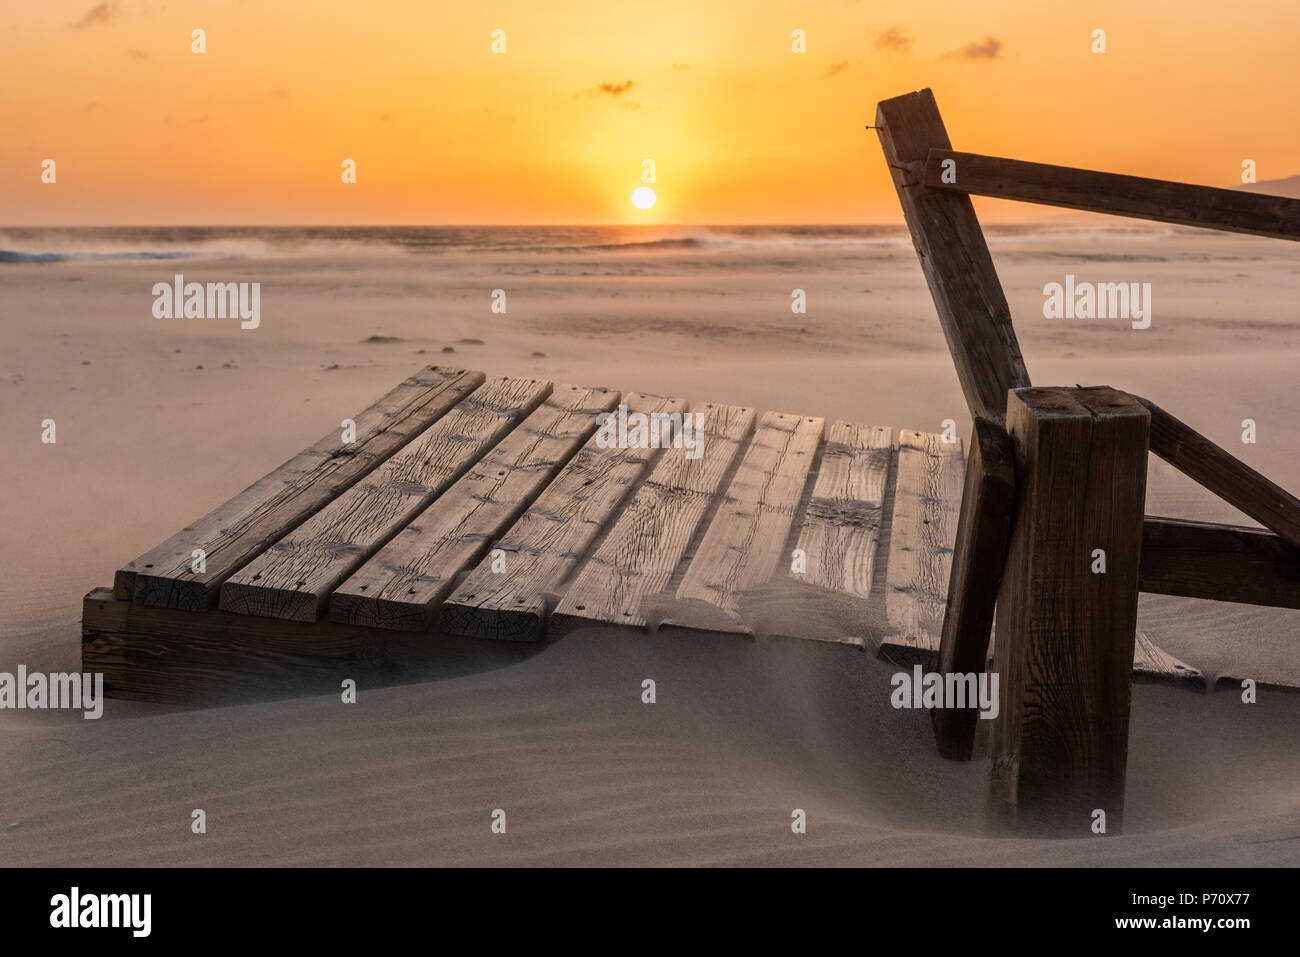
[[1238, 175, 1300, 198]]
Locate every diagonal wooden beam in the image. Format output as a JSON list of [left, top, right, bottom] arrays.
[[923, 150, 1300, 242], [1135, 396, 1300, 550], [875, 90, 1030, 425], [933, 417, 1017, 760]]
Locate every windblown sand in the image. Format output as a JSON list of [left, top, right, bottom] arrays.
[[1, 224, 1297, 865]]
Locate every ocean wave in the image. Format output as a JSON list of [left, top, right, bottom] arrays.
[[0, 249, 201, 264], [0, 221, 1189, 263]]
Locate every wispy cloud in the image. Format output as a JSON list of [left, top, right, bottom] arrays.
[[73, 1, 119, 28], [874, 27, 911, 52], [825, 61, 851, 78], [946, 36, 1002, 60], [577, 80, 636, 98]]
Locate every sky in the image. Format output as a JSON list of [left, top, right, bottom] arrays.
[[3, 0, 1299, 225]]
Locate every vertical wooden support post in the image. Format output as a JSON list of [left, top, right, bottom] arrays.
[[988, 386, 1149, 836], [933, 417, 1016, 760]]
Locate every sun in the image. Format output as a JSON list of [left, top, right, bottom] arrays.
[[630, 186, 657, 210]]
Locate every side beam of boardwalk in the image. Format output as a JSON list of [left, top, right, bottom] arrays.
[[988, 387, 1150, 836], [117, 366, 484, 610], [437, 393, 688, 641], [549, 403, 755, 636], [81, 587, 532, 705], [220, 376, 549, 622], [329, 385, 621, 631]]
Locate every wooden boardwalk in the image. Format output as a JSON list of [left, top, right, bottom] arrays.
[[85, 365, 1200, 703]]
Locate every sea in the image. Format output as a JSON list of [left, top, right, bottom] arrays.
[[0, 222, 1173, 264]]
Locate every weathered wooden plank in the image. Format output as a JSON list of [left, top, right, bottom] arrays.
[[875, 90, 1031, 424], [118, 366, 484, 610], [219, 376, 551, 622], [789, 422, 893, 599], [924, 149, 1300, 242], [879, 429, 964, 666], [328, 385, 621, 631], [1132, 630, 1205, 689], [549, 403, 756, 636], [1140, 516, 1300, 609], [663, 411, 824, 635], [748, 422, 894, 649], [1136, 396, 1300, 550], [988, 386, 1150, 836], [81, 587, 531, 705], [437, 393, 689, 642], [932, 418, 1016, 760]]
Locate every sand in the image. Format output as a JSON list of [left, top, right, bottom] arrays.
[[1, 223, 1297, 865]]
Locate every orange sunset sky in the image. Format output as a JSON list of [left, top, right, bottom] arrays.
[[3, 0, 1299, 225]]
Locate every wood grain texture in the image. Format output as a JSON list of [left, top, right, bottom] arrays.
[[1140, 516, 1300, 608], [118, 366, 484, 610], [933, 418, 1016, 760], [789, 421, 893, 599], [875, 90, 1031, 424], [550, 403, 756, 635], [437, 393, 689, 642], [1136, 395, 1300, 550], [924, 149, 1300, 242], [328, 385, 621, 631], [82, 588, 534, 705], [219, 376, 550, 622], [880, 429, 965, 666], [988, 386, 1150, 836], [664, 411, 824, 634]]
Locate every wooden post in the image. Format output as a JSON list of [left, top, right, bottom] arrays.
[[988, 386, 1149, 836], [933, 418, 1016, 760], [875, 90, 1031, 424]]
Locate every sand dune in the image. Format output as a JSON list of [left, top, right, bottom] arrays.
[[1, 227, 1297, 865]]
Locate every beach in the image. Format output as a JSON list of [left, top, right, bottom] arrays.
[[1, 222, 1297, 865]]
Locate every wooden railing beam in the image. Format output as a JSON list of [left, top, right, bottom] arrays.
[[1140, 517, 1300, 608], [923, 149, 1300, 241]]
